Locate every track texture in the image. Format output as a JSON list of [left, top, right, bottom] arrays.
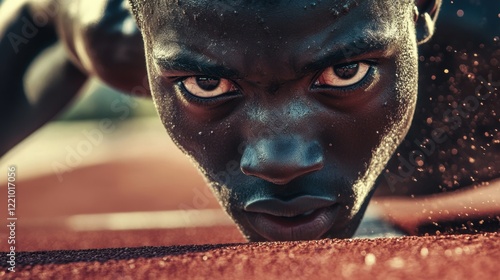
[[1, 233, 499, 279]]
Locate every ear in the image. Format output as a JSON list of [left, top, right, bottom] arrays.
[[414, 0, 442, 44]]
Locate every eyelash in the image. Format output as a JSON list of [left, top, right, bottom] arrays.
[[172, 61, 378, 103], [311, 62, 378, 94], [176, 79, 241, 105]]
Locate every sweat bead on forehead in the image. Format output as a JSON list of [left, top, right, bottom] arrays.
[[131, 0, 420, 241]]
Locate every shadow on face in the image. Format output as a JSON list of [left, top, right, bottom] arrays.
[[130, 0, 440, 241]]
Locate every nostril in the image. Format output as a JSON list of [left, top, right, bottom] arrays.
[[240, 138, 324, 185]]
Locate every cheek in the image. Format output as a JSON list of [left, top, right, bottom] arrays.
[[360, 48, 419, 190], [325, 63, 415, 175], [149, 82, 243, 208], [146, 73, 201, 163], [390, 45, 420, 140], [149, 76, 243, 178], [328, 54, 418, 205]]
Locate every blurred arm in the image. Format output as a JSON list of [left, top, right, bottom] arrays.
[[0, 0, 88, 156], [376, 179, 500, 235], [0, 0, 148, 156]]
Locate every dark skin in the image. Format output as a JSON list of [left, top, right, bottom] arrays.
[[1, 0, 498, 241], [133, 0, 434, 241]]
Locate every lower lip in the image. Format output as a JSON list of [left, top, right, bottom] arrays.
[[246, 205, 340, 241]]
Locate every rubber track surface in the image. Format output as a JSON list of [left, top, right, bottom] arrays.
[[1, 233, 499, 279]]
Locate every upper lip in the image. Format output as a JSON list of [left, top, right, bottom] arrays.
[[244, 195, 336, 217]]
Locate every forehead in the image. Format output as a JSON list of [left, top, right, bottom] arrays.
[[142, 0, 410, 79], [142, 0, 407, 36], [148, 0, 359, 35]]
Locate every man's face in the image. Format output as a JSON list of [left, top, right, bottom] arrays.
[[138, 0, 419, 241]]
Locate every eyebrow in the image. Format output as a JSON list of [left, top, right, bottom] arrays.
[[299, 35, 395, 75], [154, 34, 394, 79], [154, 53, 241, 79]]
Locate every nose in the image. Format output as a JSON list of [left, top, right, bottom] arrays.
[[240, 136, 324, 185]]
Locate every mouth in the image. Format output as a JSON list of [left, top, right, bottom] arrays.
[[244, 196, 339, 241]]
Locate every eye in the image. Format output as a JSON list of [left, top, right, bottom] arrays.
[[314, 62, 371, 88], [181, 76, 238, 98]]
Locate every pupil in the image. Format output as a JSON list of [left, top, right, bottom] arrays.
[[334, 63, 359, 79], [196, 77, 220, 91]]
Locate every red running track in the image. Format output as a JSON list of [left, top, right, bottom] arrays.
[[1, 230, 499, 280]]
